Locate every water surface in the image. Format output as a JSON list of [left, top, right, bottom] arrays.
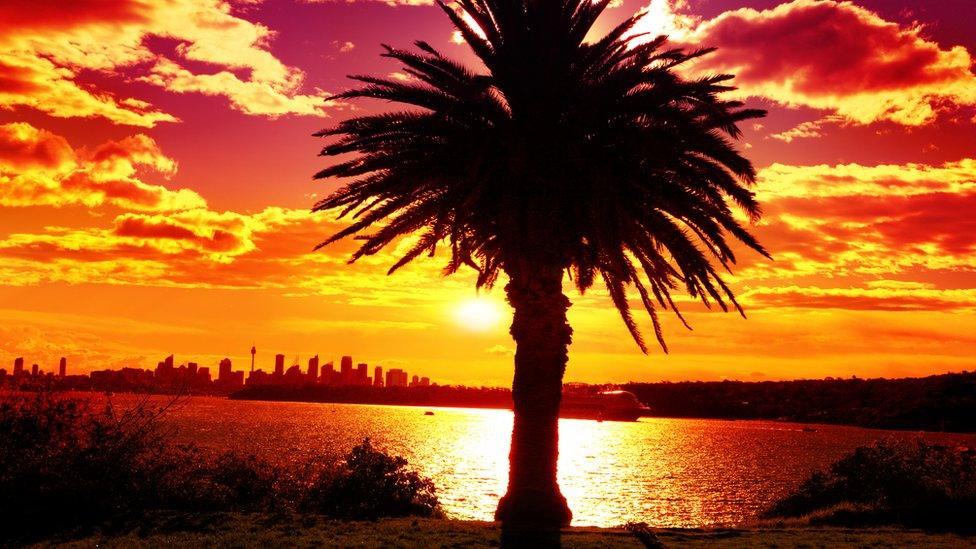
[[114, 395, 976, 527]]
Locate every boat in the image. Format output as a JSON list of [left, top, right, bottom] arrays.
[[559, 390, 650, 422]]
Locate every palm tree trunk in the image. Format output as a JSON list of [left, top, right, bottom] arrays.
[[495, 262, 573, 533]]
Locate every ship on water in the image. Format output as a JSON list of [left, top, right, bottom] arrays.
[[559, 390, 650, 422]]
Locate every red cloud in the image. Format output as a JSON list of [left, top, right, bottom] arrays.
[[0, 122, 204, 211], [0, 122, 73, 170], [636, 0, 976, 125], [113, 214, 247, 254], [0, 1, 149, 32], [0, 0, 332, 126]]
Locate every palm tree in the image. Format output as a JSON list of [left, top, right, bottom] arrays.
[[313, 0, 768, 531]]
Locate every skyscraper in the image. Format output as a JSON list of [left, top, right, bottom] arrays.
[[356, 363, 368, 385], [59, 357, 66, 377], [308, 355, 319, 380], [374, 366, 383, 387], [31, 363, 39, 377], [13, 357, 24, 376], [219, 358, 232, 381], [386, 368, 408, 388], [274, 353, 285, 376], [321, 361, 335, 384]]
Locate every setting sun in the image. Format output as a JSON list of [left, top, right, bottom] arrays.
[[454, 298, 505, 332]]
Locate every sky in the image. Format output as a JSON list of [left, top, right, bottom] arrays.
[[1, 0, 975, 385]]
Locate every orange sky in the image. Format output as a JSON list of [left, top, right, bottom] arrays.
[[1, 0, 975, 385]]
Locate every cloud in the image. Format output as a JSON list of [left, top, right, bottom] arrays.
[[756, 158, 976, 200], [0, 54, 178, 128], [332, 40, 356, 53], [0, 123, 205, 211], [0, 0, 333, 126], [744, 285, 976, 312], [733, 159, 976, 287], [770, 115, 845, 143], [486, 344, 514, 356], [634, 0, 976, 126], [137, 58, 328, 117]]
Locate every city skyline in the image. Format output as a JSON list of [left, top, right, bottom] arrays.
[[0, 351, 435, 393]]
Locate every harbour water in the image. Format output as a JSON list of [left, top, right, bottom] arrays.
[[120, 395, 976, 527]]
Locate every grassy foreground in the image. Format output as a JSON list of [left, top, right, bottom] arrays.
[[28, 513, 975, 548]]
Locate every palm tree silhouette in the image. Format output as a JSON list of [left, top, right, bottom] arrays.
[[313, 0, 768, 532]]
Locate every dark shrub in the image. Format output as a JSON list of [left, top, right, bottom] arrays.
[[0, 392, 441, 542], [0, 392, 170, 535], [304, 438, 441, 519], [766, 440, 976, 531]]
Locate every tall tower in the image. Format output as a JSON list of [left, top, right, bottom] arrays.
[[250, 345, 256, 373], [59, 357, 67, 377]]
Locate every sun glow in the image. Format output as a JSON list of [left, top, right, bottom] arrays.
[[629, 0, 697, 44], [454, 297, 505, 332]]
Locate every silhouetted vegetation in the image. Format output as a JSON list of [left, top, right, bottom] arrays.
[[625, 371, 976, 432], [303, 439, 439, 519], [0, 391, 440, 543], [766, 441, 976, 531]]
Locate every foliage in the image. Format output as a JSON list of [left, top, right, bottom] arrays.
[[312, 0, 767, 351], [624, 371, 976, 432], [766, 440, 976, 531], [0, 392, 439, 542], [303, 438, 441, 519]]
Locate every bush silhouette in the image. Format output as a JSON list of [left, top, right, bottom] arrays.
[[303, 438, 440, 519], [766, 440, 976, 531]]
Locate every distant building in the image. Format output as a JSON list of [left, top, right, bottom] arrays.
[[59, 357, 67, 377], [374, 366, 383, 387], [340, 356, 353, 383], [321, 361, 335, 385], [419, 376, 430, 387], [411, 374, 419, 387], [308, 355, 319, 381], [386, 368, 408, 388], [13, 357, 24, 376], [284, 364, 304, 383], [274, 354, 285, 376], [156, 355, 175, 382], [31, 363, 39, 377], [219, 358, 232, 381], [356, 363, 369, 386]]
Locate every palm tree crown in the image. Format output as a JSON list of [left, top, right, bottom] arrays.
[[314, 0, 768, 351]]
